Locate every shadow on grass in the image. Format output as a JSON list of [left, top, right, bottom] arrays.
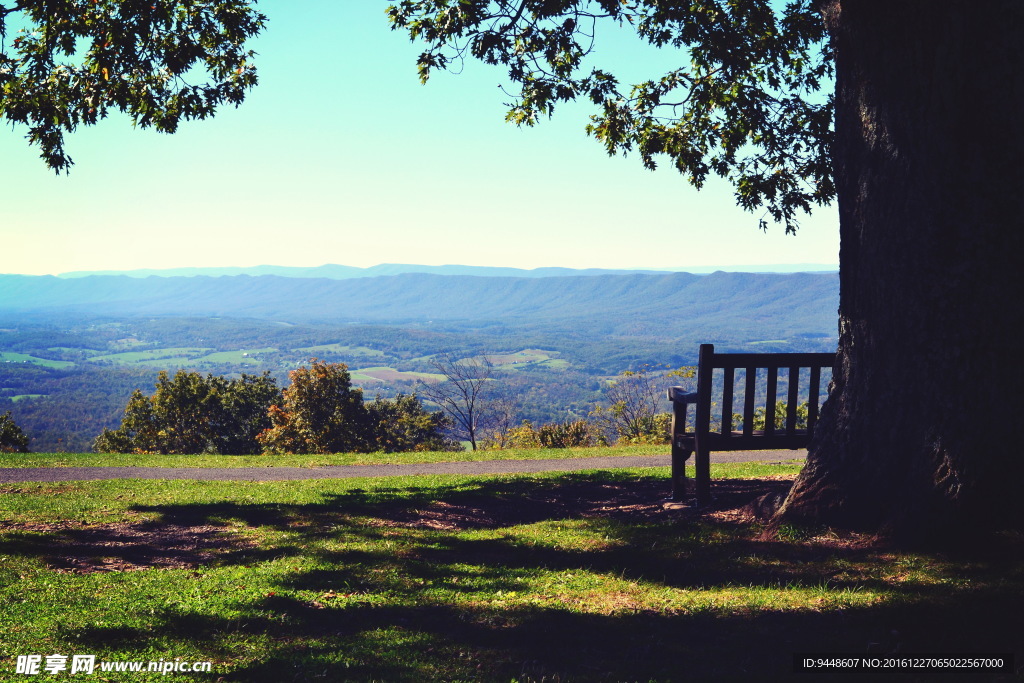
[[4, 471, 1023, 681], [60, 590, 1023, 682]]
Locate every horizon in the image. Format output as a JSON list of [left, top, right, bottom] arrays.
[[3, 261, 840, 278]]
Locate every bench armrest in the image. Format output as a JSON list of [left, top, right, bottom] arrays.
[[667, 386, 698, 404]]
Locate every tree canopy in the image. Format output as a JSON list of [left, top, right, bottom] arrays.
[[93, 370, 279, 455], [258, 360, 455, 455], [0, 0, 264, 171], [258, 360, 372, 455], [387, 0, 834, 232]]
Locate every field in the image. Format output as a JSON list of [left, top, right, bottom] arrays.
[[88, 347, 215, 365], [9, 338, 565, 380], [349, 366, 446, 383], [1, 457, 1021, 681], [294, 344, 386, 358], [0, 352, 74, 369], [191, 349, 279, 366]]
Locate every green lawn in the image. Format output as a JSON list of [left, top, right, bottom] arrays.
[[0, 463, 1020, 681]]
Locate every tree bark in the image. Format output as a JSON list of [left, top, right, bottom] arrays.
[[774, 0, 1024, 540]]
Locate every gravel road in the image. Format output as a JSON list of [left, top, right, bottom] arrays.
[[0, 450, 805, 482]]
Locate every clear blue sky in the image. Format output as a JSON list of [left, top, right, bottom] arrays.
[[0, 2, 838, 276]]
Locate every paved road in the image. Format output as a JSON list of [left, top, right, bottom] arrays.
[[0, 450, 806, 482]]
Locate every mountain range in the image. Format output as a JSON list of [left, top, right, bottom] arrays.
[[53, 262, 838, 279], [0, 270, 839, 339]]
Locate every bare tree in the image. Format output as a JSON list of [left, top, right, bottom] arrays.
[[591, 365, 695, 444], [417, 353, 494, 450], [479, 391, 520, 449]]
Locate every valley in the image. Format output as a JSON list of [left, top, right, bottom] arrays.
[[0, 268, 839, 453]]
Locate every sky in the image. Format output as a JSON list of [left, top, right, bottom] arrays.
[[0, 2, 839, 277]]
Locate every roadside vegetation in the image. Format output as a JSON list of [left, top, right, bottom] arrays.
[[1, 463, 1020, 681]]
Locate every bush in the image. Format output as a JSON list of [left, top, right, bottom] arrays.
[[483, 418, 598, 449], [0, 411, 30, 453], [732, 401, 810, 432], [538, 419, 596, 448], [366, 393, 460, 453]]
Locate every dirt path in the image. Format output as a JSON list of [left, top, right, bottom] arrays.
[[0, 450, 805, 482]]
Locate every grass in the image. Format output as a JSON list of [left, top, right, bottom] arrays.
[[0, 352, 74, 369], [0, 463, 1020, 681], [0, 444, 678, 468]]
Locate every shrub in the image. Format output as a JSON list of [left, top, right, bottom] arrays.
[[366, 393, 460, 452], [538, 419, 595, 448], [483, 418, 597, 449], [0, 411, 30, 453]]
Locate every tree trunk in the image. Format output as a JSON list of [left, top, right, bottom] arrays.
[[774, 0, 1024, 540]]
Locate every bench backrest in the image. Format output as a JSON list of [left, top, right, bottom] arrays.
[[692, 343, 835, 441]]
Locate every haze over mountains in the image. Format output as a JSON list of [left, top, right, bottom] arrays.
[[53, 263, 839, 279], [1, 269, 839, 339]]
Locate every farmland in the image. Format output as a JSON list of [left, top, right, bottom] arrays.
[[349, 366, 446, 383], [0, 352, 74, 369]]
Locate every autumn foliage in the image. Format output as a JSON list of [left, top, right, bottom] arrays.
[[95, 361, 453, 455]]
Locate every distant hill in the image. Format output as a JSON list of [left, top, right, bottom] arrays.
[[0, 271, 839, 338], [55, 264, 673, 279], [54, 263, 838, 279]]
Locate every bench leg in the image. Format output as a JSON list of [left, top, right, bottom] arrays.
[[695, 445, 711, 507], [670, 446, 691, 501]]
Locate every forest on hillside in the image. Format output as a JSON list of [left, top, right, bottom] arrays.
[[0, 311, 835, 453]]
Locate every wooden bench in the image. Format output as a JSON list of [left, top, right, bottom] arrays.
[[667, 343, 835, 506]]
